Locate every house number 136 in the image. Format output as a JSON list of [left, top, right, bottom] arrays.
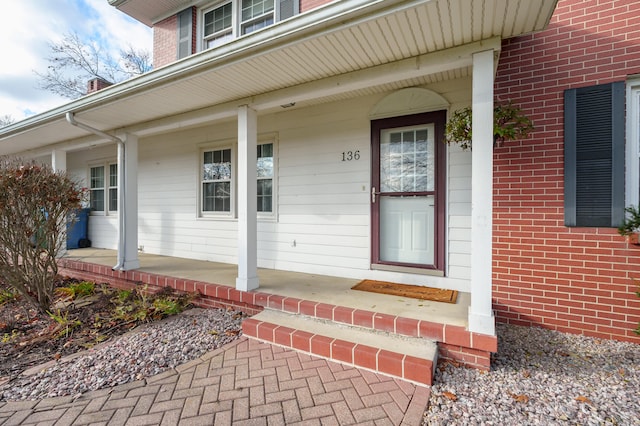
[[342, 150, 360, 161]]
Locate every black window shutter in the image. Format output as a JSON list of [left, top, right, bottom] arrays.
[[564, 81, 625, 227], [277, 0, 299, 21], [177, 8, 193, 60]]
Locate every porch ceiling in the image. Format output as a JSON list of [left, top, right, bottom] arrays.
[[0, 0, 557, 155]]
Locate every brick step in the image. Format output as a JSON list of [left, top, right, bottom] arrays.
[[242, 309, 438, 385]]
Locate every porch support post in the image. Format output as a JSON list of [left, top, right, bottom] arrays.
[[119, 133, 140, 270], [236, 105, 259, 291], [52, 149, 67, 172], [469, 49, 496, 336], [52, 149, 67, 257]]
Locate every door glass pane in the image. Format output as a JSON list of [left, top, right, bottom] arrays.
[[379, 196, 434, 265], [380, 125, 434, 193]]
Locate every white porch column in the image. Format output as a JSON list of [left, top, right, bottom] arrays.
[[52, 149, 67, 172], [236, 105, 259, 291], [52, 149, 68, 257], [119, 134, 140, 270], [469, 49, 496, 335]]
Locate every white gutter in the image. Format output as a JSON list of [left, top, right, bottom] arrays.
[[65, 112, 127, 271]]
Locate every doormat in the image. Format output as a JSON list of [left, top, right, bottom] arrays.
[[352, 280, 458, 304]]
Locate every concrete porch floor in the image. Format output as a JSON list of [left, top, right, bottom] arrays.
[[64, 248, 469, 328]]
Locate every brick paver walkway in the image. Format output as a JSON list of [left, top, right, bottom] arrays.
[[0, 337, 430, 425]]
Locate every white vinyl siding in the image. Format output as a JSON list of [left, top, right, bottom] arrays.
[[447, 148, 471, 281]]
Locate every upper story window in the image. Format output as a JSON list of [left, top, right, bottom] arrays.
[[241, 0, 274, 35], [203, 2, 233, 49], [200, 0, 297, 51]]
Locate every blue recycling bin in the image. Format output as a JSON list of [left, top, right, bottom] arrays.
[[67, 208, 91, 249]]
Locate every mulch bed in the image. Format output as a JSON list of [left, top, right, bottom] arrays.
[[0, 277, 191, 381]]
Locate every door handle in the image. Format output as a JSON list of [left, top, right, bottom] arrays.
[[371, 187, 379, 203]]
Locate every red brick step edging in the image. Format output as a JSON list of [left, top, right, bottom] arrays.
[[242, 316, 436, 385], [58, 258, 497, 371]]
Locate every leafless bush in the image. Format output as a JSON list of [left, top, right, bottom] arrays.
[[0, 157, 85, 312]]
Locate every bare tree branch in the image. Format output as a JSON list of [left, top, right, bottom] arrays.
[[120, 45, 153, 77], [34, 31, 152, 99], [0, 115, 14, 127]]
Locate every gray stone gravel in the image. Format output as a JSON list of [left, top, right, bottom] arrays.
[[0, 307, 244, 401], [424, 323, 640, 425]]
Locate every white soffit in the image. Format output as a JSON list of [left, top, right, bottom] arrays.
[[108, 0, 193, 26], [0, 0, 557, 155]]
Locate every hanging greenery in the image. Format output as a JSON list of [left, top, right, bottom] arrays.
[[445, 102, 534, 150]]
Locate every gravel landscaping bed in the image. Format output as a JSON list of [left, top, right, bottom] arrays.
[[0, 308, 245, 401], [424, 323, 640, 425]]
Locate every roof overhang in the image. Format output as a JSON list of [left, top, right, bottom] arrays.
[[108, 0, 197, 27], [0, 0, 558, 156]]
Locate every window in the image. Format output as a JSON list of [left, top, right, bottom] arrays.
[[203, 2, 233, 49], [200, 0, 298, 51], [200, 139, 276, 217], [202, 148, 232, 213], [109, 164, 118, 212], [564, 82, 626, 227], [90, 166, 104, 212], [89, 163, 117, 214], [241, 0, 274, 35], [257, 143, 274, 212]]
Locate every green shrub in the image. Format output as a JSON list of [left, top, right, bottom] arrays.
[[55, 280, 95, 300]]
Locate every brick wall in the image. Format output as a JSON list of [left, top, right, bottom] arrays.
[[153, 15, 177, 69], [493, 0, 640, 343], [300, 0, 334, 13], [152, 2, 333, 67]]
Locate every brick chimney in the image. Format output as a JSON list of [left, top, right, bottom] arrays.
[[87, 78, 113, 94]]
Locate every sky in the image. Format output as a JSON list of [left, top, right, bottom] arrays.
[[0, 0, 153, 123]]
